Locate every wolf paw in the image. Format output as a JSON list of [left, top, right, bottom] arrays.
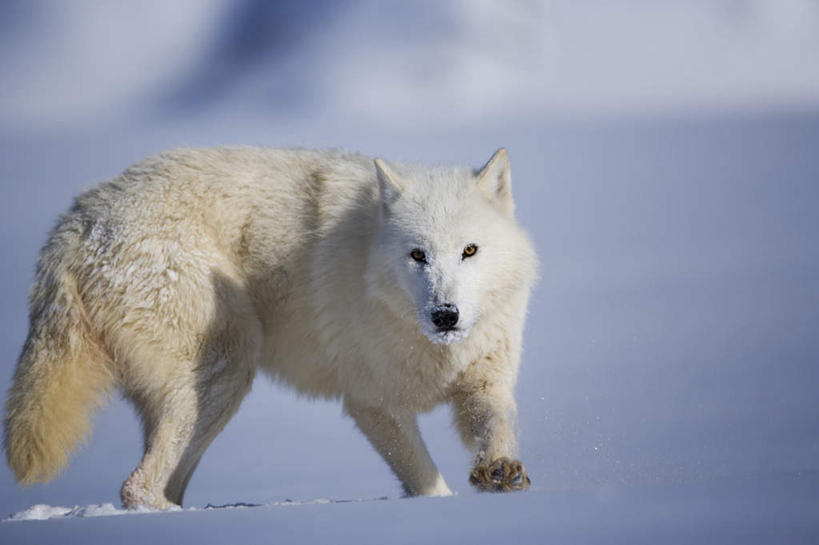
[[469, 457, 531, 492]]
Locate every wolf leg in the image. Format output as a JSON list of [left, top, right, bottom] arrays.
[[345, 400, 451, 497], [120, 343, 256, 509], [452, 363, 530, 492], [120, 283, 260, 509], [121, 343, 256, 509]]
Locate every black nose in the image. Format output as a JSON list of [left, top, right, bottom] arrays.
[[431, 304, 459, 330]]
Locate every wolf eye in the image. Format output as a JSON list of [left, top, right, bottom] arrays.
[[462, 244, 478, 259], [410, 249, 427, 262]]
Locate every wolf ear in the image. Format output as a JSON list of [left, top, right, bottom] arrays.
[[476, 148, 514, 216], [374, 158, 403, 215]]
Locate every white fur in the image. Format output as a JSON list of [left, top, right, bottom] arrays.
[[4, 147, 538, 507]]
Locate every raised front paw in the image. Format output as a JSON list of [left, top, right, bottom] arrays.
[[469, 457, 531, 492]]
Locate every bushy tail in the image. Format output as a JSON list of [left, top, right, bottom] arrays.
[[4, 262, 113, 485]]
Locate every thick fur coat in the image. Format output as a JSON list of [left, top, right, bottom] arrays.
[[4, 147, 538, 508]]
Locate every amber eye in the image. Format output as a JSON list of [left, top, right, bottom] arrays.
[[462, 244, 478, 259], [410, 249, 427, 262]]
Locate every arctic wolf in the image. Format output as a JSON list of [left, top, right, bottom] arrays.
[[4, 147, 537, 508]]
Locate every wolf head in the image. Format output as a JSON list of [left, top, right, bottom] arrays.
[[366, 149, 537, 345]]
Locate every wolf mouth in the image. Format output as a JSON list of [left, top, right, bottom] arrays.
[[428, 327, 468, 345]]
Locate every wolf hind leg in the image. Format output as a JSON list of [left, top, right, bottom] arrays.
[[345, 400, 451, 497], [121, 345, 256, 508], [120, 288, 260, 509]]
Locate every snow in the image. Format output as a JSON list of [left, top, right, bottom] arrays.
[[6, 503, 146, 521], [6, 504, 74, 521], [3, 480, 818, 544], [3, 114, 819, 543], [4, 497, 384, 522]]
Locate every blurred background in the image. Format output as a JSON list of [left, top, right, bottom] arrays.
[[1, 0, 818, 518]]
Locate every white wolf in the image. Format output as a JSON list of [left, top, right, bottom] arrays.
[[4, 147, 538, 508]]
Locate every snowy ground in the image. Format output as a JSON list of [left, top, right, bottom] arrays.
[[2, 2, 819, 542], [3, 476, 819, 544], [2, 115, 818, 542]]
